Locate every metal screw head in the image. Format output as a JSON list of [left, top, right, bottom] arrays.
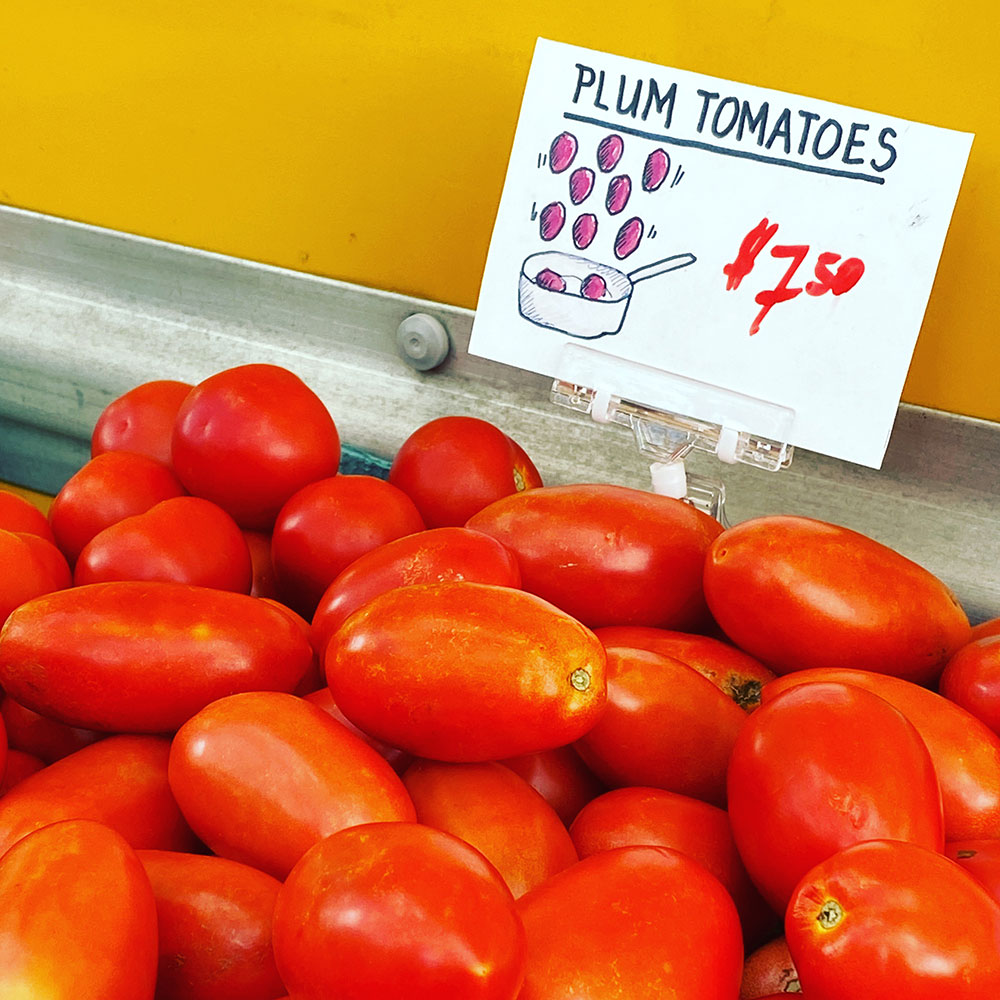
[[396, 313, 450, 371]]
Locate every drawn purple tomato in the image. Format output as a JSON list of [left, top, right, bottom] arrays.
[[549, 132, 578, 174], [539, 202, 566, 241], [569, 167, 595, 205], [597, 134, 624, 173], [535, 268, 566, 292], [572, 214, 598, 250], [614, 217, 644, 260], [606, 176, 632, 215], [581, 274, 608, 300], [643, 149, 670, 191]]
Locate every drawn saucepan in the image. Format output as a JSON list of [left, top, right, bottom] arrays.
[[518, 250, 697, 340]]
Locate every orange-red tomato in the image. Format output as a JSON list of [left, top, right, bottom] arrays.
[[574, 646, 746, 806], [0, 581, 314, 732], [972, 617, 1000, 641], [945, 839, 1000, 906], [138, 849, 286, 1000], [0, 528, 70, 625], [727, 682, 944, 912], [243, 529, 278, 598], [0, 695, 105, 763], [327, 581, 606, 762], [311, 526, 521, 658], [703, 515, 971, 685], [499, 745, 606, 827], [91, 378, 193, 466], [168, 691, 416, 879], [402, 759, 578, 898], [0, 749, 45, 794], [516, 846, 743, 1000], [388, 415, 543, 528], [763, 667, 1000, 840], [786, 839, 1000, 998], [740, 936, 801, 998], [940, 636, 1000, 738], [272, 822, 527, 1000], [467, 483, 722, 630], [0, 819, 158, 999], [0, 735, 197, 858], [593, 625, 775, 711], [0, 488, 55, 542]]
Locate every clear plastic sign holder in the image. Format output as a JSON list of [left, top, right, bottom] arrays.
[[549, 344, 795, 524]]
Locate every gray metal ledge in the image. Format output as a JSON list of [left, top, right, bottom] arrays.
[[1, 205, 997, 622]]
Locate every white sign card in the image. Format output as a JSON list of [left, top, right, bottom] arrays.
[[469, 38, 973, 468]]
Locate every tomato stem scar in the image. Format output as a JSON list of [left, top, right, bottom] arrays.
[[569, 668, 591, 692], [817, 899, 844, 929], [957, 849, 978, 859]]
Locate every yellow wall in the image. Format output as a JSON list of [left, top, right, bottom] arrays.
[[2, 1, 995, 421]]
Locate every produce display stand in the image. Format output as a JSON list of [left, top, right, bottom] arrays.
[[2, 202, 998, 622]]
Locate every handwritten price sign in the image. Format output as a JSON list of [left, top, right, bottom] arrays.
[[470, 39, 973, 468]]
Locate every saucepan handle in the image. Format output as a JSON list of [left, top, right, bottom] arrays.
[[627, 252, 697, 284]]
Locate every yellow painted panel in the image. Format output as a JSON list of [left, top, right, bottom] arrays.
[[1, 1, 995, 421]]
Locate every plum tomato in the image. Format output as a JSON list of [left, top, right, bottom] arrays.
[[971, 616, 1000, 641], [467, 483, 722, 630], [91, 379, 193, 466], [740, 936, 801, 997], [270, 474, 425, 617], [940, 635, 1000, 738], [574, 646, 746, 806], [171, 364, 341, 531], [0, 488, 56, 543], [499, 745, 606, 827], [516, 845, 743, 1000], [326, 581, 606, 762], [727, 682, 944, 912], [0, 695, 105, 763], [786, 839, 1000, 998], [272, 822, 527, 1000], [388, 415, 542, 528], [242, 529, 277, 598], [704, 515, 971, 685], [0, 528, 71, 626], [945, 838, 1000, 906], [0, 749, 45, 794]]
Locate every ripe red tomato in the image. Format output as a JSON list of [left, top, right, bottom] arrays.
[[91, 379, 193, 466], [0, 695, 105, 763], [972, 617, 1000, 641], [0, 580, 315, 732], [272, 822, 527, 1000], [727, 682, 944, 912], [168, 691, 416, 879], [388, 415, 543, 527], [786, 839, 1000, 998], [327, 581, 606, 761], [740, 936, 801, 997], [402, 759, 578, 898], [574, 646, 746, 806], [171, 364, 341, 530], [0, 734, 197, 857], [940, 636, 1000, 738], [311, 526, 521, 657], [0, 819, 158, 998], [516, 845, 743, 1000], [763, 667, 1000, 840], [74, 495, 253, 592], [466, 483, 722, 630], [0, 488, 56, 542], [0, 528, 70, 625], [242, 529, 278, 598], [47, 450, 186, 564], [703, 515, 971, 685], [945, 839, 1000, 906], [0, 749, 45, 794], [137, 849, 286, 1000], [271, 474, 425, 616], [499, 745, 606, 827], [593, 625, 775, 711]]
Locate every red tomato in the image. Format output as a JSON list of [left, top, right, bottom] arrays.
[[727, 682, 944, 912], [499, 745, 606, 827], [0, 819, 158, 999], [569, 786, 778, 947], [0, 695, 105, 763], [972, 616, 1000, 641], [311, 526, 521, 657], [516, 845, 743, 1000], [243, 529, 278, 598], [402, 760, 578, 898], [786, 839, 1000, 998], [171, 364, 341, 530], [271, 474, 425, 616], [168, 691, 415, 879], [91, 378, 193, 466], [466, 483, 722, 630], [0, 580, 314, 732], [47, 450, 186, 564], [0, 488, 55, 542], [0, 749, 45, 794], [272, 822, 527, 1000], [741, 936, 801, 997], [940, 636, 1000, 738], [388, 415, 542, 527], [594, 625, 775, 711], [704, 515, 971, 685], [574, 647, 746, 806], [74, 495, 253, 592], [0, 712, 6, 788], [0, 734, 197, 857], [327, 581, 606, 761], [0, 528, 70, 625], [945, 839, 1000, 906], [763, 667, 1000, 840], [137, 849, 285, 1000]]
